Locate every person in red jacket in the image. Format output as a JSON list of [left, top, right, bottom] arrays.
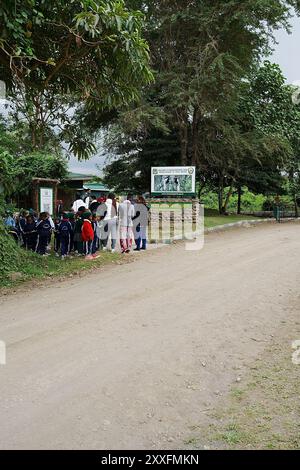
[[81, 211, 94, 260]]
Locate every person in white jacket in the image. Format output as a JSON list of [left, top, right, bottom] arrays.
[[72, 193, 87, 212], [118, 194, 135, 253], [97, 193, 119, 252]]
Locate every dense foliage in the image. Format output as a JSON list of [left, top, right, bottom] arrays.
[[1, 0, 300, 217], [0, 0, 153, 158], [103, 1, 300, 213], [0, 121, 67, 198], [0, 219, 27, 278]]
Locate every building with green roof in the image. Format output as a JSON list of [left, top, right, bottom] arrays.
[[57, 172, 111, 209]]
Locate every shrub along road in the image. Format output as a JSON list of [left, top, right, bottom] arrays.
[[0, 222, 299, 449]]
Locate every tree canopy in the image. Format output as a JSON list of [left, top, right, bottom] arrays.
[[0, 0, 152, 103], [1, 1, 300, 214], [0, 119, 67, 199], [103, 1, 300, 212], [0, 0, 153, 158]]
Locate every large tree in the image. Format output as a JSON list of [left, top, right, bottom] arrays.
[[0, 0, 153, 157], [103, 128, 181, 193], [103, 1, 300, 213], [238, 61, 300, 214], [113, 0, 300, 165]]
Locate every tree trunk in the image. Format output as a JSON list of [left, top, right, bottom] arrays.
[[191, 108, 200, 166], [179, 122, 188, 165], [289, 168, 298, 218], [222, 181, 234, 214], [294, 194, 299, 218], [237, 185, 242, 215], [197, 180, 206, 200], [30, 123, 36, 148], [218, 176, 224, 214]]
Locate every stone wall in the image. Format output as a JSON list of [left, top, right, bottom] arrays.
[[147, 198, 201, 242]]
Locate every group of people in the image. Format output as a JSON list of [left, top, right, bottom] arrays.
[[3, 192, 149, 260]]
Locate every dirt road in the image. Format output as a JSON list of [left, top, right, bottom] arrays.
[[0, 222, 299, 449]]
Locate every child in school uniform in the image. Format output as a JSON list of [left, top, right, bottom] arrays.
[[36, 212, 52, 255], [23, 215, 37, 251], [68, 212, 75, 253], [54, 217, 61, 256], [91, 213, 100, 257], [73, 207, 85, 255], [17, 210, 28, 246], [133, 196, 149, 251], [81, 211, 94, 260], [58, 213, 73, 259]]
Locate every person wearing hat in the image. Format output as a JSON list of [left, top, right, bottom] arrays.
[[81, 211, 94, 260], [133, 196, 149, 251], [53, 217, 61, 256], [17, 209, 28, 246], [36, 212, 52, 255], [58, 212, 73, 259], [73, 206, 85, 255], [28, 208, 38, 221], [23, 214, 37, 251], [91, 213, 100, 256], [68, 212, 75, 252]]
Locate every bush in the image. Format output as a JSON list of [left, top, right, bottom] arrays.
[[200, 187, 268, 213], [262, 199, 274, 211], [0, 221, 23, 278], [0, 208, 35, 280]]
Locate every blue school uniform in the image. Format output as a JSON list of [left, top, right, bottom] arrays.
[[92, 220, 99, 254], [17, 217, 26, 245], [54, 221, 61, 253], [58, 219, 73, 256], [23, 220, 37, 251], [36, 218, 52, 255], [69, 219, 75, 252]]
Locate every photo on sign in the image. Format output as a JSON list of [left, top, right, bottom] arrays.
[[154, 174, 193, 193], [151, 167, 196, 195]]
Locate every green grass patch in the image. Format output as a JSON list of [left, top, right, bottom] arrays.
[[0, 247, 122, 290], [186, 326, 300, 450], [204, 209, 260, 229], [230, 388, 245, 401], [217, 423, 252, 446]]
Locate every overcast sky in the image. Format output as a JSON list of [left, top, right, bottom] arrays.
[[271, 15, 300, 85]]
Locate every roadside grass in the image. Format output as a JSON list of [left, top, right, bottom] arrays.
[[184, 323, 300, 450], [1, 208, 263, 290], [0, 250, 123, 290], [204, 208, 261, 229]]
